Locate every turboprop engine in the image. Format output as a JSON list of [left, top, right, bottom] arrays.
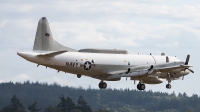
[[156, 69, 190, 79]]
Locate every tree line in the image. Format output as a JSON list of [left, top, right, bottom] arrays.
[[0, 94, 93, 112], [0, 81, 199, 112]]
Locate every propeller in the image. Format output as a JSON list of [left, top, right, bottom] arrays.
[[182, 54, 194, 80], [184, 54, 194, 73]]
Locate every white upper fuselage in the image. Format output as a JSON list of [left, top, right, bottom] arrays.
[[17, 51, 180, 76]]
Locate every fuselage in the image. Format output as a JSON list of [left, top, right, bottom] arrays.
[[17, 51, 180, 76]]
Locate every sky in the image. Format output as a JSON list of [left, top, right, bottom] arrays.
[[0, 0, 200, 96]]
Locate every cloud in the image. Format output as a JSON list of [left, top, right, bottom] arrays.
[[0, 3, 33, 13], [1, 1, 199, 22], [0, 0, 200, 96], [46, 1, 200, 21], [0, 20, 8, 28], [156, 41, 180, 47], [12, 74, 33, 82], [49, 20, 192, 49]]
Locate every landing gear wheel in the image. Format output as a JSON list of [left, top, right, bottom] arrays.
[[137, 84, 140, 90], [137, 83, 145, 90], [77, 74, 81, 78], [140, 84, 145, 90], [99, 82, 107, 89], [99, 83, 103, 89], [166, 84, 171, 89], [102, 82, 107, 89]]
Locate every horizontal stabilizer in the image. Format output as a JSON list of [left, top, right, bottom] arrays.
[[37, 50, 67, 57]]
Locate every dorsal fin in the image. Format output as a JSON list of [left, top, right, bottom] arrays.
[[33, 17, 77, 52]]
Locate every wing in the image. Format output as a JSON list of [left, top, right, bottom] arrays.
[[106, 61, 193, 80]]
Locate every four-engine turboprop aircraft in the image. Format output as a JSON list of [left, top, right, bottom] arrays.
[[17, 17, 194, 90]]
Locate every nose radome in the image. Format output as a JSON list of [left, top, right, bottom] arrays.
[[17, 52, 22, 57]]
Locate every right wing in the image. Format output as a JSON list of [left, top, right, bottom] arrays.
[[106, 61, 193, 80]]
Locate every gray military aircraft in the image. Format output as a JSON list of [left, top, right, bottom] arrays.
[[17, 17, 194, 90]]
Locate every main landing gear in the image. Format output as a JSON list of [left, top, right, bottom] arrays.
[[166, 84, 171, 89], [166, 73, 172, 89], [99, 81, 107, 89], [137, 82, 145, 90]]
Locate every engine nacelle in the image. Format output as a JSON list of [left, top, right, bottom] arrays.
[[158, 69, 190, 79], [91, 75, 121, 81], [142, 77, 164, 84], [131, 76, 163, 84]]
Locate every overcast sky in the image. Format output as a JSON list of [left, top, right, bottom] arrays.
[[0, 0, 200, 96]]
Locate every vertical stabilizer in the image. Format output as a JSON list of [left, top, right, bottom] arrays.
[[33, 17, 77, 52]]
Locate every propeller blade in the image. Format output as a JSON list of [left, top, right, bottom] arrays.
[[187, 68, 194, 73], [182, 75, 184, 80], [185, 55, 190, 65]]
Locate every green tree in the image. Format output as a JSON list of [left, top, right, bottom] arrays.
[[9, 95, 26, 112], [57, 95, 67, 112], [76, 95, 92, 112], [0, 106, 11, 112], [66, 96, 76, 112], [94, 109, 110, 112], [27, 101, 41, 112], [70, 109, 81, 112], [57, 95, 76, 112], [44, 105, 61, 112]]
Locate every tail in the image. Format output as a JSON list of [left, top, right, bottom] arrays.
[[33, 17, 77, 52]]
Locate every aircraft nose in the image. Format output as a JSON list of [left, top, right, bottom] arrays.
[[17, 52, 23, 57]]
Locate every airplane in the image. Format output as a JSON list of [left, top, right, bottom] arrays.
[[17, 17, 194, 90]]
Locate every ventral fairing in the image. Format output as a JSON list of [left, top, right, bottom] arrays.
[[17, 17, 194, 90]]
